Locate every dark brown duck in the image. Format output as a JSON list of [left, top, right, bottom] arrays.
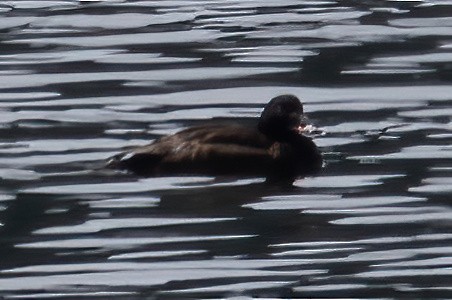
[[107, 95, 322, 181]]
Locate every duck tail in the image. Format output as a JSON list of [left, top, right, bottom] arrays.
[[106, 151, 160, 176], [106, 152, 129, 170]]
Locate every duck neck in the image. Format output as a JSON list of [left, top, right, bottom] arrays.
[[274, 129, 300, 143]]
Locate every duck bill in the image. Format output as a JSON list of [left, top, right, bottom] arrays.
[[296, 115, 320, 134], [296, 115, 310, 133], [297, 124, 310, 134]]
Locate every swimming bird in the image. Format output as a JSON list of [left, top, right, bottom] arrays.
[[107, 95, 322, 182]]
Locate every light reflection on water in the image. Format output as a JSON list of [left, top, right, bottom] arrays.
[[0, 0, 451, 298]]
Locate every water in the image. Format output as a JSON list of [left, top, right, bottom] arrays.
[[0, 0, 451, 298]]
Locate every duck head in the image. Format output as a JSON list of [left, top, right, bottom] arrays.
[[258, 94, 305, 141]]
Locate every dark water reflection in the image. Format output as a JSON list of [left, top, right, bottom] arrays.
[[0, 0, 452, 298]]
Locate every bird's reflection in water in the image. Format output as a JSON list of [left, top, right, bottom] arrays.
[[153, 179, 332, 257]]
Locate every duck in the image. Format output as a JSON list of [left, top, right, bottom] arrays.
[[107, 94, 322, 182]]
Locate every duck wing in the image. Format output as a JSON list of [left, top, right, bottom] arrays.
[[159, 140, 274, 175], [109, 125, 275, 176]]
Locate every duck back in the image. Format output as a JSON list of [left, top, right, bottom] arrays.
[[109, 125, 275, 176]]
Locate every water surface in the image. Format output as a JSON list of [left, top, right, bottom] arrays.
[[0, 0, 451, 298]]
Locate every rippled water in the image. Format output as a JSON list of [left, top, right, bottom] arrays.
[[0, 0, 451, 298]]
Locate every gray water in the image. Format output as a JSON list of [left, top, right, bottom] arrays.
[[0, 0, 451, 298]]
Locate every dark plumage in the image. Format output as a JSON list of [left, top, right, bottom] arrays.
[[107, 95, 322, 181]]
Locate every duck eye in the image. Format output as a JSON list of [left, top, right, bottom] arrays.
[[283, 103, 302, 115], [289, 112, 302, 125]]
